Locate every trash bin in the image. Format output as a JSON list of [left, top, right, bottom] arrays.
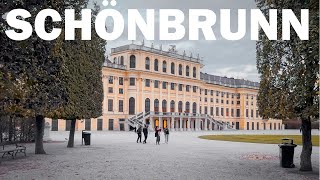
[[82, 130, 91, 145], [278, 138, 297, 168]]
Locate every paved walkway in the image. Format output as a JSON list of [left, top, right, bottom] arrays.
[[0, 130, 319, 180]]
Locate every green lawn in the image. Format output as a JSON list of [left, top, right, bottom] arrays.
[[199, 135, 319, 146]]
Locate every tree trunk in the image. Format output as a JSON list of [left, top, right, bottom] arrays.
[[35, 115, 46, 154], [8, 116, 13, 141], [67, 119, 76, 148], [300, 118, 312, 171]]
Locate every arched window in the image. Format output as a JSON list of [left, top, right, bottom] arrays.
[[163, 61, 167, 73], [193, 67, 197, 78], [186, 102, 190, 113], [170, 100, 175, 112], [171, 62, 175, 74], [145, 57, 150, 70], [120, 56, 124, 65], [186, 66, 190, 76], [129, 97, 135, 115], [130, 55, 136, 68], [113, 57, 117, 64], [178, 101, 183, 113], [192, 102, 197, 114], [154, 59, 158, 71], [179, 64, 183, 75], [145, 98, 150, 113], [162, 100, 167, 112], [154, 99, 159, 112]]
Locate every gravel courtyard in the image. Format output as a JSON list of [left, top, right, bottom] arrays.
[[0, 130, 319, 180]]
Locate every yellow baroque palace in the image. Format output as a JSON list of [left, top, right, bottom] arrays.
[[46, 43, 282, 131]]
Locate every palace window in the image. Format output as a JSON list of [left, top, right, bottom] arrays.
[[204, 106, 208, 114], [170, 100, 175, 112], [145, 57, 150, 70], [119, 77, 123, 85], [154, 59, 159, 71], [108, 99, 113, 112], [246, 109, 249, 117], [211, 98, 213, 102], [145, 98, 150, 112], [154, 99, 159, 112], [237, 101, 240, 105], [171, 62, 175, 74], [236, 109, 240, 117], [205, 89, 208, 95], [227, 93, 229, 98], [178, 101, 183, 113], [193, 67, 197, 78], [129, 97, 135, 115], [145, 79, 150, 87], [221, 108, 224, 116], [210, 107, 214, 116], [216, 99, 219, 103], [211, 90, 214, 96], [231, 109, 234, 117], [109, 76, 113, 84], [216, 107, 219, 116], [119, 88, 123, 94], [251, 109, 254, 118], [154, 80, 159, 88], [205, 98, 207, 102], [193, 86, 197, 93], [226, 108, 229, 116], [179, 84, 183, 91], [162, 82, 167, 89], [186, 85, 190, 92], [130, 55, 136, 68], [163, 61, 167, 73], [120, 56, 124, 65], [226, 100, 229, 104], [108, 87, 113, 93], [192, 102, 197, 114], [179, 64, 183, 75], [185, 102, 190, 113], [256, 110, 259, 118], [129, 78, 135, 86], [119, 100, 123, 112], [186, 66, 190, 76], [216, 91, 219, 96], [171, 83, 175, 90], [162, 100, 167, 112]]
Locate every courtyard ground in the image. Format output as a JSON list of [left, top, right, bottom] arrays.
[[0, 130, 319, 180]]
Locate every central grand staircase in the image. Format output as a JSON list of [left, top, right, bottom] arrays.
[[126, 111, 235, 131]]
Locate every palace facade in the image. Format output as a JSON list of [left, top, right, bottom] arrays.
[[46, 43, 282, 131]]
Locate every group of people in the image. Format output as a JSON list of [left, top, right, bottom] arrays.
[[136, 125, 169, 145]]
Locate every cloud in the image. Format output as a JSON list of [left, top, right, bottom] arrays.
[[93, 0, 260, 82]]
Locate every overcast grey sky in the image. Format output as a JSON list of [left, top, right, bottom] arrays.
[[92, 0, 260, 82]]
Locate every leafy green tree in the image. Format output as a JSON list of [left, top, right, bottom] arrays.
[[255, 0, 319, 171], [50, 1, 105, 148], [0, 0, 66, 154]]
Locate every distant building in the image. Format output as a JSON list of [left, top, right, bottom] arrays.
[[46, 43, 282, 131]]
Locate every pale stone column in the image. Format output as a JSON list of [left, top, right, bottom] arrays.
[[188, 117, 191, 131], [149, 117, 154, 132], [204, 118, 208, 131], [159, 117, 163, 129], [171, 117, 175, 131], [209, 121, 212, 131], [179, 117, 183, 131]]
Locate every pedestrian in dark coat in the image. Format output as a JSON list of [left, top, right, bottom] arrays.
[[136, 126, 142, 143], [143, 125, 148, 144]]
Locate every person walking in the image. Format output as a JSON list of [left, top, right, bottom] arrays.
[[143, 125, 148, 144], [136, 126, 142, 143], [155, 126, 161, 145], [164, 127, 169, 144]]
